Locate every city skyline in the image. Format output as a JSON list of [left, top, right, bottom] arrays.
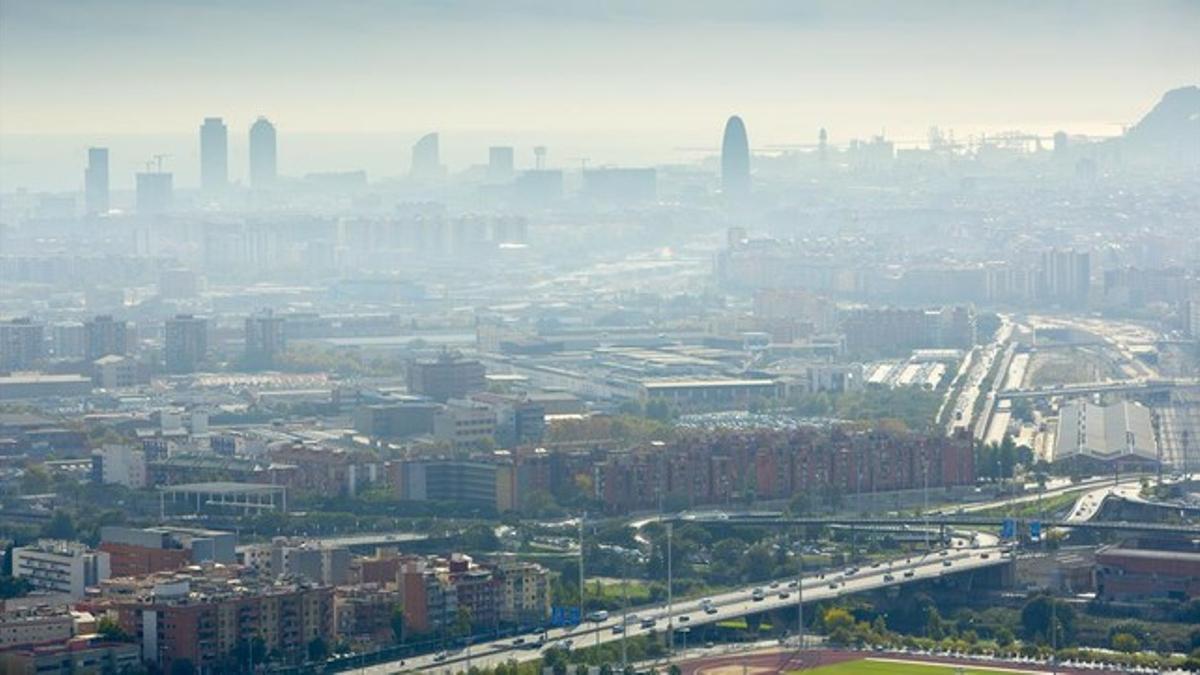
[[2, 0, 1198, 191]]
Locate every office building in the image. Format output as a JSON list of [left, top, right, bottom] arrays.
[[244, 309, 286, 369], [99, 525, 236, 578], [83, 314, 129, 361], [488, 146, 515, 181], [393, 459, 514, 511], [721, 115, 751, 201], [1, 318, 45, 371], [12, 540, 111, 599], [84, 147, 109, 216], [50, 322, 85, 359], [249, 116, 278, 187], [93, 354, 135, 389], [433, 398, 497, 447], [354, 401, 439, 439], [265, 538, 352, 585], [411, 132, 441, 179], [199, 117, 228, 191], [135, 171, 173, 214], [1039, 248, 1091, 306], [164, 314, 208, 373], [92, 444, 147, 488], [407, 351, 486, 401]]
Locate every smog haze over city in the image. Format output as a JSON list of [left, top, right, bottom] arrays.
[[0, 2, 1199, 675]]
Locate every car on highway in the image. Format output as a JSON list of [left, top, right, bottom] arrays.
[[433, 651, 448, 662], [678, 615, 690, 623], [611, 625, 624, 634], [751, 588, 765, 601], [883, 574, 895, 582], [778, 591, 790, 599], [828, 582, 839, 589], [640, 618, 656, 629], [586, 610, 609, 622], [981, 553, 990, 559], [942, 560, 953, 567], [705, 606, 719, 615], [904, 570, 915, 578]]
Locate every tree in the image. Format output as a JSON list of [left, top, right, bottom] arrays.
[[739, 544, 774, 582], [307, 637, 328, 662], [1020, 594, 1075, 645], [787, 492, 812, 516], [823, 607, 855, 634], [97, 616, 130, 642], [1111, 632, 1141, 653], [2, 542, 15, 577], [454, 605, 473, 637], [391, 604, 406, 643], [41, 510, 77, 540]]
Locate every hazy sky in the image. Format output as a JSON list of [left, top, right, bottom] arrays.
[[2, 0, 1198, 189]]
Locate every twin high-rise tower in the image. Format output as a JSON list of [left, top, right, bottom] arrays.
[[249, 117, 277, 187], [199, 117, 228, 192], [200, 116, 278, 192], [84, 147, 109, 216]]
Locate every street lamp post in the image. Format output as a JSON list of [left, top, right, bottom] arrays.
[[667, 522, 674, 661]]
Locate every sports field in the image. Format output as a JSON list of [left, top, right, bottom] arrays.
[[794, 658, 1037, 675]]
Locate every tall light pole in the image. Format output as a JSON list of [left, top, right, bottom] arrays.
[[621, 553, 629, 671], [578, 512, 585, 627], [666, 521, 674, 661], [796, 527, 805, 656]]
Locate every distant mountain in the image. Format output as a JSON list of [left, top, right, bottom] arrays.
[[1121, 85, 1200, 166]]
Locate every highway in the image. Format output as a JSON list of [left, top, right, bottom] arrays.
[[346, 474, 1179, 674], [358, 544, 1011, 674]]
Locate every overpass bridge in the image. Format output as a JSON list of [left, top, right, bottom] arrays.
[[672, 513, 1200, 537], [996, 377, 1200, 400], [355, 544, 1011, 674]]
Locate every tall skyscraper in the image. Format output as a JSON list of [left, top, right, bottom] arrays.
[[488, 146, 515, 181], [0, 318, 45, 370], [411, 133, 441, 179], [249, 117, 277, 187], [199, 117, 228, 192], [165, 314, 208, 374], [720, 116, 750, 201], [84, 148, 110, 216], [84, 315, 130, 361], [136, 172, 173, 214], [244, 309, 286, 369]]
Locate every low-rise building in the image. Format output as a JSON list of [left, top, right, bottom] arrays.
[[0, 637, 140, 675], [99, 526, 236, 578], [12, 541, 110, 600], [0, 604, 74, 649], [96, 566, 333, 672]]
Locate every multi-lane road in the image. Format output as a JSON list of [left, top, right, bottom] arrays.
[[348, 474, 1169, 674], [359, 544, 1010, 674]]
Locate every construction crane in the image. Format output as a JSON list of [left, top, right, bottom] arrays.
[[145, 154, 170, 173]]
